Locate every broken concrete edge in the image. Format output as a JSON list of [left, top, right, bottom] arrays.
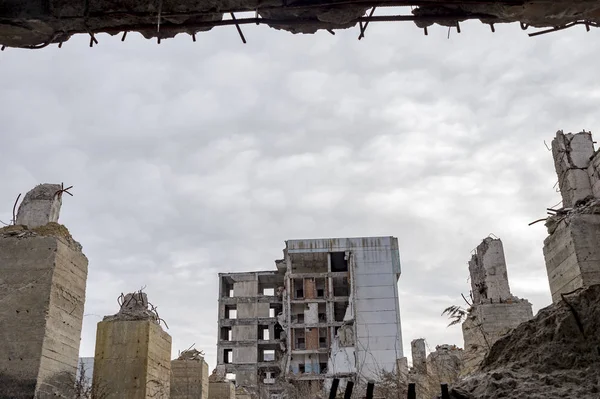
[[545, 196, 600, 234], [0, 222, 84, 253], [102, 292, 167, 330], [3, 2, 600, 48]]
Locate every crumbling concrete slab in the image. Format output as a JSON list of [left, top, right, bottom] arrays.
[[0, 226, 88, 398]]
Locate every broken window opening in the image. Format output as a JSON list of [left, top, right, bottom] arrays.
[[319, 363, 327, 374], [225, 305, 237, 319], [259, 326, 270, 341], [274, 323, 283, 340], [222, 279, 235, 298], [224, 349, 233, 364], [220, 326, 232, 341], [261, 349, 276, 362], [269, 303, 282, 318], [332, 277, 349, 297], [333, 302, 348, 322], [226, 373, 236, 383], [299, 364, 305, 373], [263, 288, 275, 296], [330, 252, 348, 272]]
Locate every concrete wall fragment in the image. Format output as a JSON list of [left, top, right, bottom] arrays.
[[0, 225, 87, 398]]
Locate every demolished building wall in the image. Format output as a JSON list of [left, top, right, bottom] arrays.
[[544, 130, 600, 303], [216, 270, 285, 397], [461, 237, 533, 375], [0, 184, 88, 398], [285, 236, 403, 388], [216, 236, 403, 397]]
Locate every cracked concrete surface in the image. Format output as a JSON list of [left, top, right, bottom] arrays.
[[2, 1, 600, 48]]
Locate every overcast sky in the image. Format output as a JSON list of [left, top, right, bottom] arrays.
[[1, 15, 596, 370]]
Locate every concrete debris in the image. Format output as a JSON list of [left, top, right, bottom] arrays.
[[103, 292, 165, 325], [15, 183, 62, 229], [449, 284, 600, 399], [177, 348, 205, 361], [4, 1, 600, 48]]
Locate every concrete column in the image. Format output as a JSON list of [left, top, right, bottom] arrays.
[[208, 381, 236, 399], [171, 352, 209, 399], [462, 237, 533, 375], [410, 339, 427, 374], [0, 226, 88, 398], [552, 131, 594, 208], [468, 238, 511, 304], [543, 214, 600, 302], [92, 293, 172, 398]]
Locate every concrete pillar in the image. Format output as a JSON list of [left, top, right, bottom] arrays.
[[468, 238, 511, 304], [462, 237, 533, 375], [15, 183, 63, 228], [92, 293, 172, 398], [0, 225, 88, 398], [171, 351, 209, 399], [208, 381, 236, 399], [410, 339, 427, 374], [552, 131, 594, 208], [543, 131, 600, 302], [543, 214, 600, 302]]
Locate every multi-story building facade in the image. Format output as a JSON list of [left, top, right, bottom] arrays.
[[216, 236, 404, 397]]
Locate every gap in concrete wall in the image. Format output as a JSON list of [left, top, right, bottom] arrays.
[[225, 305, 237, 319], [332, 277, 349, 296], [331, 252, 348, 272], [224, 349, 233, 363], [221, 326, 232, 341]]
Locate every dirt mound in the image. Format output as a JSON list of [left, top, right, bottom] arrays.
[[449, 285, 600, 399]]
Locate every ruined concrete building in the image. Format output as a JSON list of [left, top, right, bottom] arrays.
[[2, 1, 600, 49], [544, 131, 600, 302], [0, 184, 88, 398], [461, 237, 533, 374], [216, 236, 403, 397]]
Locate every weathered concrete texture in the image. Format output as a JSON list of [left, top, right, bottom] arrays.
[[427, 344, 463, 387], [208, 381, 236, 399], [469, 238, 511, 304], [171, 357, 209, 399], [3, 1, 600, 48], [450, 285, 600, 399], [461, 300, 533, 375], [92, 319, 172, 398], [0, 228, 88, 399], [410, 339, 427, 374], [15, 183, 63, 229], [544, 213, 600, 303], [551, 131, 595, 208]]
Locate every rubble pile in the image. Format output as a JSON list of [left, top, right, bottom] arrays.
[[449, 285, 600, 399], [103, 292, 163, 323]]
